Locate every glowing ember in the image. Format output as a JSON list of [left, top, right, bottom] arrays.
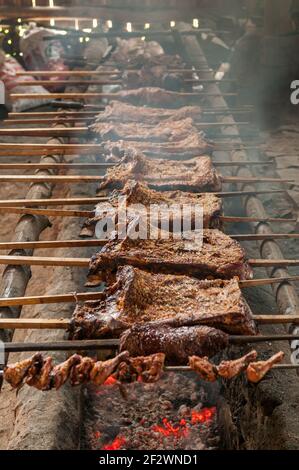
[[152, 417, 188, 438], [102, 436, 126, 450], [94, 431, 101, 439], [104, 376, 117, 385], [191, 407, 216, 425]]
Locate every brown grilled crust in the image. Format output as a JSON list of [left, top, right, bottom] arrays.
[[119, 324, 229, 365]]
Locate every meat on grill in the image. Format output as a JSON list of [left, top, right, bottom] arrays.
[[92, 117, 201, 144], [113, 353, 165, 384], [71, 266, 256, 340], [99, 152, 221, 193], [107, 87, 198, 108], [86, 229, 253, 287], [188, 356, 218, 382], [3, 353, 42, 389], [122, 67, 184, 91], [246, 351, 284, 383], [189, 350, 259, 382], [90, 351, 129, 385], [3, 351, 165, 390], [81, 180, 223, 238], [119, 324, 229, 365], [217, 350, 258, 379], [102, 134, 213, 160], [95, 101, 202, 125]]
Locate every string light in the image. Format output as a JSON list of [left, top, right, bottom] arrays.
[[170, 21, 176, 28], [4, 29, 9, 34], [107, 20, 113, 29], [49, 0, 54, 7], [92, 19, 98, 28], [17, 18, 22, 24], [19, 52, 23, 57], [79, 37, 84, 43], [193, 18, 199, 28], [126, 22, 132, 32], [75, 19, 79, 31], [7, 39, 12, 45], [83, 28, 92, 33], [141, 36, 145, 41], [32, 0, 36, 7], [0, 28, 2, 33], [50, 19, 55, 27], [85, 37, 90, 42], [144, 23, 150, 29]]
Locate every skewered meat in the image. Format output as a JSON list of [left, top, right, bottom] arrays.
[[25, 356, 54, 391], [90, 351, 129, 385], [103, 133, 213, 159], [107, 87, 199, 108], [114, 353, 165, 384], [99, 151, 221, 193], [189, 356, 218, 382], [246, 351, 284, 383], [122, 67, 184, 91], [81, 180, 223, 238], [217, 350, 258, 379], [52, 354, 82, 390], [120, 324, 229, 365], [3, 353, 43, 389], [71, 266, 256, 339], [110, 38, 165, 68], [70, 356, 95, 386], [92, 117, 199, 143], [95, 101, 201, 124], [86, 228, 252, 287]]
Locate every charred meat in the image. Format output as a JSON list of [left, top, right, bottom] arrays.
[[114, 353, 165, 384], [217, 350, 258, 379], [71, 266, 256, 339], [80, 180, 223, 238], [99, 152, 221, 193], [119, 324, 229, 365], [189, 356, 218, 382]]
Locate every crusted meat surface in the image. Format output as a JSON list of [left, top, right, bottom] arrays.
[[86, 229, 252, 287], [99, 152, 221, 193], [108, 87, 198, 108], [246, 351, 285, 383], [81, 180, 223, 237], [114, 353, 165, 384], [189, 356, 218, 382], [70, 266, 256, 339], [95, 101, 202, 124], [102, 134, 213, 159], [120, 324, 229, 365]]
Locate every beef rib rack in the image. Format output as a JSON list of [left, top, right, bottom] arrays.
[[80, 180, 223, 238], [70, 265, 256, 340], [99, 151, 221, 193], [86, 228, 253, 287]]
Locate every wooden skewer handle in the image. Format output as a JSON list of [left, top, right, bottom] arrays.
[[0, 255, 89, 267], [0, 197, 107, 207], [0, 207, 93, 218], [0, 292, 104, 307]]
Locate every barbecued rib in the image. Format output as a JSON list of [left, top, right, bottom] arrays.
[[86, 228, 252, 287], [95, 101, 202, 125], [120, 324, 229, 365], [81, 180, 223, 238], [91, 118, 203, 145], [111, 87, 196, 108], [103, 134, 213, 159], [99, 151, 221, 193], [70, 266, 256, 340]]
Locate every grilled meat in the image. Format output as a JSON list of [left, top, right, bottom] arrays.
[[95, 101, 201, 124], [81, 180, 223, 238], [102, 134, 213, 159], [107, 87, 199, 108], [86, 228, 252, 287], [52, 354, 82, 390], [99, 152, 221, 193], [71, 266, 256, 339], [70, 356, 95, 386], [3, 353, 43, 389], [189, 356, 218, 382], [246, 351, 284, 383], [25, 356, 54, 391], [120, 324, 229, 364], [217, 350, 258, 380], [90, 351, 129, 385], [114, 353, 165, 384], [122, 67, 184, 91]]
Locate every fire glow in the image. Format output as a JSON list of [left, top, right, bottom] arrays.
[[102, 436, 126, 450]]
